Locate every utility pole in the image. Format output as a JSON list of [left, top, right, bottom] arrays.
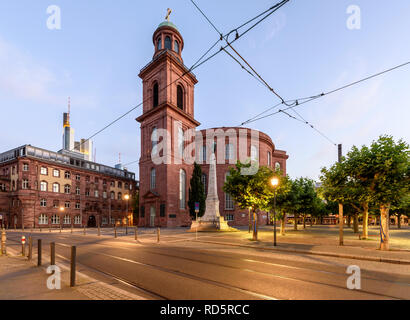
[[338, 144, 344, 246]]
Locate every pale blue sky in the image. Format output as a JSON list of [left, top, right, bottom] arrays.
[[0, 0, 409, 180]]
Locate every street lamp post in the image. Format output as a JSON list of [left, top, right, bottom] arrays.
[[124, 194, 130, 234], [271, 177, 279, 247]]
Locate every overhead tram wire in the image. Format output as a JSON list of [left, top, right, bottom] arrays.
[[190, 0, 337, 145], [72, 3, 291, 160], [240, 60, 410, 126]]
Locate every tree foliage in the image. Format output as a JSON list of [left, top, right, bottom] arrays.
[[188, 162, 206, 218]]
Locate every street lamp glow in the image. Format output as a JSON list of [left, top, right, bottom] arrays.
[[124, 194, 130, 200], [271, 177, 279, 187], [59, 207, 65, 212]]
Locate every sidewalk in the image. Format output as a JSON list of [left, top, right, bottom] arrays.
[[0, 245, 147, 300], [0, 254, 89, 300]]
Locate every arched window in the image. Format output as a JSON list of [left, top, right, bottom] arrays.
[[40, 181, 48, 192], [225, 143, 234, 160], [178, 127, 184, 158], [174, 40, 179, 53], [179, 169, 186, 209], [150, 168, 156, 190], [152, 127, 158, 156], [64, 184, 71, 194], [53, 183, 60, 193], [110, 191, 115, 200], [267, 151, 271, 167], [201, 174, 207, 195], [251, 145, 258, 161], [157, 37, 162, 50], [40, 199, 47, 207], [177, 85, 184, 110], [225, 172, 234, 209], [164, 36, 171, 49], [74, 215, 81, 225], [153, 82, 159, 107], [118, 192, 122, 200], [39, 214, 48, 225]]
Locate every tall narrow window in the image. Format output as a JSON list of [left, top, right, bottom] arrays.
[[177, 85, 183, 110], [201, 174, 207, 195], [152, 127, 158, 156], [164, 36, 171, 49], [157, 37, 162, 50], [202, 145, 207, 163], [225, 172, 234, 210], [150, 168, 156, 190], [267, 151, 271, 167], [178, 127, 184, 158], [251, 145, 258, 161], [153, 82, 159, 107], [225, 144, 234, 161], [174, 40, 179, 53], [179, 169, 186, 209]]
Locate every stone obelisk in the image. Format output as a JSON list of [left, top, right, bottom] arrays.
[[190, 153, 231, 231]]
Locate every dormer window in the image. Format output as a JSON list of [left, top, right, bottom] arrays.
[[164, 36, 171, 50], [174, 40, 179, 53], [157, 37, 162, 50]]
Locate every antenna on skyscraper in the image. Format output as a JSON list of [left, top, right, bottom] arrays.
[[68, 97, 71, 115]]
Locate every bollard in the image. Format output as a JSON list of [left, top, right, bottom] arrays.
[[50, 242, 55, 266], [40, 226, 42, 232], [114, 225, 117, 238], [134, 226, 138, 241], [37, 239, 42, 266], [126, 225, 128, 235], [71, 224, 73, 234], [157, 227, 160, 243], [28, 236, 32, 260], [98, 225, 100, 236], [49, 226, 51, 232], [21, 236, 26, 257], [83, 226, 86, 235], [60, 225, 62, 233], [70, 246, 76, 287], [1, 228, 6, 256]]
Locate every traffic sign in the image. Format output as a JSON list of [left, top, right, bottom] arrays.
[[21, 236, 26, 244]]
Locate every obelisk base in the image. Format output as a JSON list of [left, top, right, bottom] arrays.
[[189, 216, 238, 232]]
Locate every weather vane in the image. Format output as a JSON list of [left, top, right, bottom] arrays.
[[165, 8, 172, 21]]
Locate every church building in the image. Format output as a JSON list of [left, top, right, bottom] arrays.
[[136, 18, 288, 228]]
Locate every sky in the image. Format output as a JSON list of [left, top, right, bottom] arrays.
[[0, 0, 409, 181]]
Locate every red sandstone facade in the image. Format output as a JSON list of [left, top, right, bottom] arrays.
[[136, 20, 289, 227], [0, 145, 137, 229]]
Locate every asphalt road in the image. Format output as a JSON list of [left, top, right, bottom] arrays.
[[5, 229, 410, 300]]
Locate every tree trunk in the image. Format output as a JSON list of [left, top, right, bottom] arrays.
[[347, 215, 351, 228], [294, 214, 298, 231], [303, 214, 306, 229], [397, 214, 401, 229], [280, 213, 286, 236], [353, 213, 359, 233], [380, 205, 390, 251], [310, 216, 313, 227], [362, 203, 369, 239], [252, 210, 258, 241], [339, 203, 344, 246]]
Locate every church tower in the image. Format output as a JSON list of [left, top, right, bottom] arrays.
[[136, 14, 200, 227]]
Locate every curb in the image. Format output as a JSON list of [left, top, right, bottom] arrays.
[[194, 239, 410, 265]]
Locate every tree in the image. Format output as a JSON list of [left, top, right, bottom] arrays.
[[366, 136, 409, 250], [188, 162, 206, 219], [390, 194, 410, 229], [319, 160, 349, 244], [224, 162, 273, 241], [296, 178, 317, 229]]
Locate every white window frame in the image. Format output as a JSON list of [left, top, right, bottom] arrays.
[[63, 215, 71, 225], [22, 179, 29, 189], [74, 215, 81, 224], [53, 183, 59, 193], [39, 214, 48, 225], [51, 214, 60, 225], [40, 199, 47, 207], [40, 181, 47, 192], [23, 163, 29, 171], [40, 167, 47, 175], [53, 169, 60, 177]]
